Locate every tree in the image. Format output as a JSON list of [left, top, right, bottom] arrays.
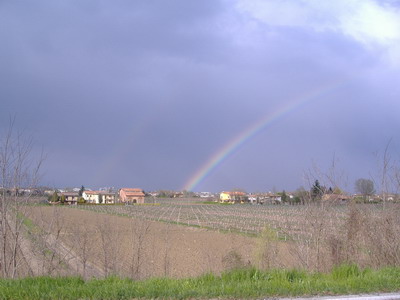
[[281, 190, 288, 203], [60, 194, 65, 204], [79, 186, 85, 197], [50, 191, 59, 203], [311, 180, 324, 201], [157, 190, 174, 198], [295, 186, 309, 205], [355, 178, 375, 201], [98, 194, 103, 204], [0, 118, 44, 277], [182, 190, 196, 198], [292, 196, 301, 204], [332, 186, 344, 194]]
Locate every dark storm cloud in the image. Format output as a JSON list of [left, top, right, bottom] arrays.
[[1, 0, 399, 192]]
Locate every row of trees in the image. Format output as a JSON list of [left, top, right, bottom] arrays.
[[309, 178, 375, 202], [278, 177, 376, 205]]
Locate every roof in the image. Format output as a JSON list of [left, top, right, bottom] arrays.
[[120, 188, 143, 192], [120, 188, 145, 197], [322, 194, 350, 202], [83, 191, 115, 195], [220, 191, 246, 196], [60, 192, 79, 197], [83, 191, 100, 195], [100, 192, 115, 196]]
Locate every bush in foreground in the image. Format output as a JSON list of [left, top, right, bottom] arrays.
[[0, 265, 400, 299]]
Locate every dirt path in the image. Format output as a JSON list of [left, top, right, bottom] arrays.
[[4, 209, 104, 279], [3, 211, 43, 277], [42, 231, 105, 278]]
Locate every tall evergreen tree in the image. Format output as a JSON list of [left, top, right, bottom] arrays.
[[79, 185, 85, 196], [311, 180, 323, 201], [281, 190, 288, 203], [51, 191, 59, 202]]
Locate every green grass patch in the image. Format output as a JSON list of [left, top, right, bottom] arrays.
[[15, 211, 69, 270], [0, 265, 399, 299], [16, 211, 41, 234], [194, 201, 233, 205], [197, 201, 231, 205]]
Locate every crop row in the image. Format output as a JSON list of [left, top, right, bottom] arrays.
[[72, 203, 354, 241]]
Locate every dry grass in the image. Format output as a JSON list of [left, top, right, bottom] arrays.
[[14, 202, 400, 279], [25, 206, 263, 279]]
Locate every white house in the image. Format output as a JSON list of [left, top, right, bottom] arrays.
[[82, 191, 116, 204], [82, 191, 100, 203]]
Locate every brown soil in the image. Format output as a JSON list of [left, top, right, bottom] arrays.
[[1, 212, 34, 278], [26, 206, 294, 279]]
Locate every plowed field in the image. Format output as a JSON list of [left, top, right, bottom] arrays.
[[26, 206, 293, 279]]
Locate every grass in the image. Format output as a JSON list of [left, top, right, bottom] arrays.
[[16, 211, 41, 234], [197, 201, 231, 205], [0, 265, 399, 299], [16, 210, 70, 271]]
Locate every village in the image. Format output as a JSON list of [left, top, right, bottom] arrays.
[[3, 184, 398, 205]]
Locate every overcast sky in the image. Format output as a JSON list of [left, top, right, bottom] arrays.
[[1, 0, 400, 193]]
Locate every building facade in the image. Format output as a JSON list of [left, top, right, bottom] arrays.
[[119, 188, 145, 203]]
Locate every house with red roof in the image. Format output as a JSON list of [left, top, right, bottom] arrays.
[[119, 188, 145, 204]]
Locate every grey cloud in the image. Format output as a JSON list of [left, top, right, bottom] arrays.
[[1, 0, 399, 192]]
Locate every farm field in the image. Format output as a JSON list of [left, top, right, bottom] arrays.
[[20, 201, 400, 280], [76, 201, 348, 239], [25, 205, 277, 279]]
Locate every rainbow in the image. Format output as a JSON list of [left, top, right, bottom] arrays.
[[182, 78, 349, 192]]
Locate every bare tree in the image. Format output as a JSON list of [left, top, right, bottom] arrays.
[[255, 226, 279, 270], [39, 206, 66, 275], [379, 141, 395, 207], [162, 224, 171, 277], [71, 219, 93, 278], [0, 118, 44, 278], [98, 215, 122, 277], [129, 219, 150, 279], [295, 156, 351, 271], [355, 178, 375, 201]]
